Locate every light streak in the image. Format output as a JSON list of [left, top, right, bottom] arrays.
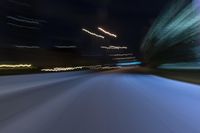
[[41, 67, 83, 72], [41, 65, 125, 72], [7, 23, 40, 30], [54, 46, 77, 49], [15, 45, 40, 49], [0, 64, 32, 68], [117, 62, 142, 66], [7, 16, 40, 24], [98, 27, 117, 38], [113, 57, 136, 60], [85, 65, 102, 69], [82, 28, 105, 39], [159, 62, 200, 70], [101, 66, 120, 69], [140, 0, 200, 64], [101, 45, 128, 50], [18, 16, 47, 23], [41, 65, 103, 72], [94, 66, 121, 70], [109, 53, 133, 57]]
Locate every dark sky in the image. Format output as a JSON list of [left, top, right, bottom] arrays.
[[0, 0, 171, 56]]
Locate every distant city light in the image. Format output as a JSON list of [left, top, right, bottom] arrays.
[[82, 28, 105, 39], [101, 45, 128, 50], [98, 27, 117, 38], [0, 64, 32, 68]]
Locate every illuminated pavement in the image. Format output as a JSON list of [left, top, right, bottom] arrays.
[[0, 71, 200, 133]]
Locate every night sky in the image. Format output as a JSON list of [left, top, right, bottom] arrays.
[[0, 0, 171, 57]]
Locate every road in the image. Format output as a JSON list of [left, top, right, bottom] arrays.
[[0, 71, 200, 133]]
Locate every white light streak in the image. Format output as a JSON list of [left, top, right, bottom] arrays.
[[7, 23, 40, 30], [85, 65, 102, 69], [7, 16, 40, 24], [0, 64, 32, 68], [15, 45, 40, 49], [54, 46, 77, 49], [109, 53, 133, 57], [99, 66, 121, 70], [41, 67, 83, 72], [101, 45, 128, 50], [82, 28, 105, 39], [18, 16, 47, 23], [41, 65, 104, 72], [98, 27, 117, 38]]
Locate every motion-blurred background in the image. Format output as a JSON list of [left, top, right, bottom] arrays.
[[0, 0, 171, 70]]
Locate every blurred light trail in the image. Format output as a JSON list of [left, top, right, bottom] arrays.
[[54, 46, 77, 49], [109, 53, 133, 57], [117, 61, 142, 66], [7, 23, 40, 30], [141, 0, 200, 64], [96, 66, 121, 70], [84, 65, 102, 69], [15, 46, 40, 49], [17, 16, 47, 23], [159, 62, 200, 70], [98, 27, 117, 38], [41, 67, 83, 72], [82, 28, 105, 39], [113, 57, 136, 60], [41, 65, 107, 72], [7, 16, 40, 24], [101, 45, 128, 50], [0, 64, 32, 68]]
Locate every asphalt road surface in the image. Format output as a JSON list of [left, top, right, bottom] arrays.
[[0, 71, 200, 133]]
